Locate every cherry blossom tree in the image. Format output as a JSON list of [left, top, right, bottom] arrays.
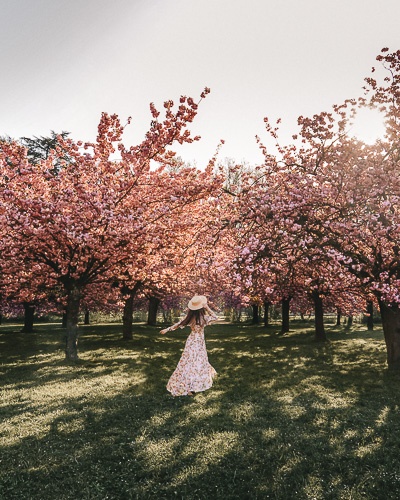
[[225, 50, 397, 349], [1, 89, 223, 360], [247, 47, 400, 369], [321, 49, 400, 368]]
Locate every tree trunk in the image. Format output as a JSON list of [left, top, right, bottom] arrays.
[[0, 313, 2, 325], [84, 310, 90, 325], [121, 282, 141, 340], [281, 297, 290, 334], [62, 310, 68, 328], [379, 301, 400, 370], [21, 302, 35, 333], [147, 296, 160, 326], [65, 286, 81, 361], [336, 308, 341, 327], [264, 301, 270, 327], [347, 315, 353, 328], [122, 293, 135, 340], [252, 304, 259, 325], [312, 290, 326, 341], [366, 301, 374, 331]]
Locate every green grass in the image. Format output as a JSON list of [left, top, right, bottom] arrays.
[[1, 320, 400, 499]]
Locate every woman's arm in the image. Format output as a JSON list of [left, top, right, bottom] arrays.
[[160, 319, 183, 335], [204, 305, 218, 323]]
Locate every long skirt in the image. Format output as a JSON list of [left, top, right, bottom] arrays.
[[167, 330, 217, 396]]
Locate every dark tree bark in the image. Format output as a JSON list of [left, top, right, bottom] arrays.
[[281, 297, 291, 334], [0, 313, 2, 325], [336, 308, 341, 327], [264, 301, 271, 327], [65, 285, 81, 360], [122, 293, 135, 340], [347, 315, 353, 328], [379, 301, 400, 370], [62, 311, 68, 328], [21, 302, 35, 333], [366, 300, 374, 331], [311, 290, 326, 341], [84, 310, 90, 325], [252, 304, 260, 325], [147, 296, 161, 326], [122, 282, 141, 340]]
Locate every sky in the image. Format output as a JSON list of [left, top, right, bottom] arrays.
[[1, 0, 400, 168]]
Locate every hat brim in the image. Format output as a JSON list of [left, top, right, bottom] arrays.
[[188, 295, 207, 310]]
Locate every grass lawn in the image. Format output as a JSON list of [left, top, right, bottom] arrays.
[[1, 319, 400, 499]]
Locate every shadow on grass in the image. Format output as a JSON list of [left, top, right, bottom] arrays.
[[1, 321, 400, 499]]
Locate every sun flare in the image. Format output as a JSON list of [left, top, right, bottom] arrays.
[[349, 107, 386, 144]]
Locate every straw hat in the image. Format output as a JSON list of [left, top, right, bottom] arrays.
[[188, 295, 207, 310]]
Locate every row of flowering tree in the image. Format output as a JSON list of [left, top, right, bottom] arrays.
[[2, 48, 400, 371], [0, 89, 226, 360], [224, 48, 400, 369]]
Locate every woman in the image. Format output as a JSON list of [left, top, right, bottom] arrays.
[[160, 295, 218, 396]]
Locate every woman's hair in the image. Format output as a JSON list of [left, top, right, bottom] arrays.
[[179, 308, 206, 327]]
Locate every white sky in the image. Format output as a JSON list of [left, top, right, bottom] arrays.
[[1, 0, 399, 167]]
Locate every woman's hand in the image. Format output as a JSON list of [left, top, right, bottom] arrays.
[[160, 328, 168, 335]]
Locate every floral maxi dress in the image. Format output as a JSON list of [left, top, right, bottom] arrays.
[[166, 313, 218, 396]]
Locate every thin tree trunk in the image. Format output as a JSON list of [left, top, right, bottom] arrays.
[[0, 313, 2, 325], [347, 315, 353, 328], [281, 298, 290, 334], [336, 308, 341, 327], [379, 301, 400, 370], [65, 286, 81, 361], [147, 296, 161, 326], [252, 304, 259, 325], [123, 293, 135, 340], [312, 290, 326, 341], [122, 282, 141, 340], [84, 310, 90, 325], [21, 302, 35, 333], [62, 311, 68, 328], [366, 300, 374, 331], [264, 301, 270, 327]]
